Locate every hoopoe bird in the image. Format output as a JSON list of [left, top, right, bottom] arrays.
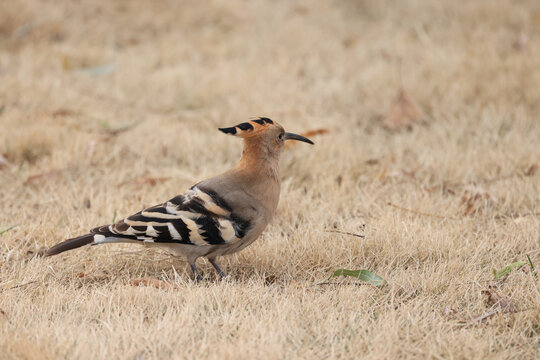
[[45, 118, 313, 281]]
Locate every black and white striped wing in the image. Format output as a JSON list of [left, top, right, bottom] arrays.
[[91, 187, 250, 246]]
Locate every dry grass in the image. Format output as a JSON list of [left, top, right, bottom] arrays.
[[1, 0, 540, 359]]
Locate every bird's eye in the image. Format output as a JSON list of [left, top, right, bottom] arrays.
[[278, 133, 284, 140]]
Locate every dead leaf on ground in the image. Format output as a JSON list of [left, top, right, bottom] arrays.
[[118, 176, 169, 188], [481, 286, 517, 312], [450, 287, 520, 324], [285, 128, 329, 148], [76, 271, 110, 283], [51, 109, 77, 118], [302, 129, 330, 138], [365, 158, 379, 165], [524, 162, 539, 176], [461, 184, 497, 215], [264, 275, 277, 285], [129, 277, 178, 290], [24, 169, 61, 186], [381, 89, 425, 130]]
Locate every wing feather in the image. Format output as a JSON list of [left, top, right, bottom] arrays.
[[90, 186, 250, 246]]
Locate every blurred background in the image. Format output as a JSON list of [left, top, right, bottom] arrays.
[[2, 0, 539, 131], [2, 0, 540, 162]]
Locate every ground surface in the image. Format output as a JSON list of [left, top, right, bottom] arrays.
[[1, 0, 540, 359]]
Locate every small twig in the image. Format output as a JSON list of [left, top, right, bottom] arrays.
[[0, 225, 17, 236], [467, 307, 500, 323], [315, 281, 371, 287], [465, 307, 533, 324], [495, 212, 540, 220], [482, 173, 522, 185], [324, 230, 365, 238], [425, 172, 531, 193], [452, 279, 505, 286], [24, 169, 62, 186], [1, 280, 38, 292], [107, 250, 184, 263], [518, 212, 540, 218], [388, 202, 459, 220], [524, 249, 540, 256]]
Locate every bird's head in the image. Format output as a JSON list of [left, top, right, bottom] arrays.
[[219, 117, 313, 158]]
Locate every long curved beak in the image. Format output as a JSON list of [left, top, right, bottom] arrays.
[[283, 132, 314, 145]]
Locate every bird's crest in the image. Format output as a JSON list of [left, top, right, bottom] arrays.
[[219, 117, 275, 138]]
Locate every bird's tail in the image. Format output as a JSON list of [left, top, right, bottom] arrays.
[[45, 233, 96, 256]]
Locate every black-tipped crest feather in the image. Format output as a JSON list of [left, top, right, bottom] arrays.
[[219, 117, 274, 136], [237, 122, 254, 131], [259, 117, 273, 124], [218, 127, 237, 135]]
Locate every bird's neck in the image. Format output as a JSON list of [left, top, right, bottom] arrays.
[[231, 140, 281, 215], [237, 139, 280, 174]]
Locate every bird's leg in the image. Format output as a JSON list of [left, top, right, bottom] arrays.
[[208, 258, 227, 279], [189, 262, 203, 283]]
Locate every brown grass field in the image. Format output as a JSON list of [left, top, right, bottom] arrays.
[[1, 0, 540, 359]]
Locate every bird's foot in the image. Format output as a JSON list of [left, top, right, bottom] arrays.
[[190, 263, 203, 283], [208, 258, 228, 281]]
